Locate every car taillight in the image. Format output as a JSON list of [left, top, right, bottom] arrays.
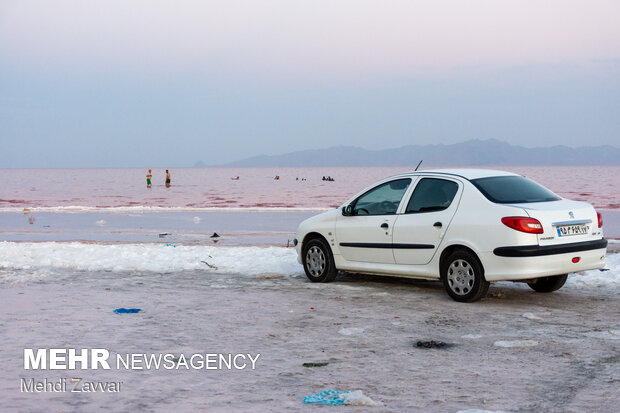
[[501, 217, 543, 234], [597, 211, 603, 228]]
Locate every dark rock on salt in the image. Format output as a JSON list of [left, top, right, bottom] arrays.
[[415, 340, 450, 349]]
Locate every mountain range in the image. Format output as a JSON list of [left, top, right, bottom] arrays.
[[205, 139, 620, 167]]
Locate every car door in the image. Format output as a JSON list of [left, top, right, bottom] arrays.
[[392, 177, 462, 265], [336, 178, 412, 264]]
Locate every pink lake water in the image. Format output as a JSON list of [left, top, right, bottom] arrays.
[[1, 166, 619, 211]]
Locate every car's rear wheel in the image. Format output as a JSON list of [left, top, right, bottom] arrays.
[[527, 274, 567, 293], [302, 238, 337, 283], [441, 250, 489, 302]]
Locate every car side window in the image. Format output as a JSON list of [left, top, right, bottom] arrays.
[[354, 178, 411, 216], [406, 178, 459, 213]]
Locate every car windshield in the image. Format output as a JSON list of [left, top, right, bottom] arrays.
[[471, 176, 560, 204], [353, 178, 411, 215]]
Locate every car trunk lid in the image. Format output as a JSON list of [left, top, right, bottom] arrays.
[[508, 199, 601, 246]]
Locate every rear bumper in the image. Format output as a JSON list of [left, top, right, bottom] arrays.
[[481, 243, 607, 282], [493, 239, 608, 257]]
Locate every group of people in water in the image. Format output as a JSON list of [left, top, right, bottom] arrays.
[[276, 175, 335, 181], [146, 170, 335, 187], [146, 169, 171, 188], [280, 175, 335, 181], [235, 175, 336, 182]]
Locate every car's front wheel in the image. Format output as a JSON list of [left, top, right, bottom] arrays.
[[302, 238, 338, 283], [441, 250, 489, 302], [527, 274, 567, 293]]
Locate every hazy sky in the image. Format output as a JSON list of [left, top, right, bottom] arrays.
[[1, 0, 619, 167]]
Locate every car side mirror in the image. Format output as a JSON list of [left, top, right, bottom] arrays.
[[342, 204, 353, 216]]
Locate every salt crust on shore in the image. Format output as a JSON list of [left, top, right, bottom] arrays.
[[0, 242, 300, 279], [1, 241, 619, 288]]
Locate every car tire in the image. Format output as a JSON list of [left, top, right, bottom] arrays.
[[527, 274, 568, 293], [441, 250, 489, 302], [302, 238, 338, 283]]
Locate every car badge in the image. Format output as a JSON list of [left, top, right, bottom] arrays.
[[569, 211, 574, 219]]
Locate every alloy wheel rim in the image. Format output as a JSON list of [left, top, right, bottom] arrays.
[[306, 246, 326, 277], [447, 259, 474, 295]]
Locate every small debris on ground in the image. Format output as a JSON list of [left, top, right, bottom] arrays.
[[113, 308, 141, 314], [201, 260, 218, 270], [303, 362, 329, 368], [522, 312, 542, 320], [303, 389, 382, 406]]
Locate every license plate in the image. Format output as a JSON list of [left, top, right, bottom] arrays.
[[556, 224, 589, 237]]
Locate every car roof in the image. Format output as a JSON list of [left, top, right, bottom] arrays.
[[393, 168, 519, 181]]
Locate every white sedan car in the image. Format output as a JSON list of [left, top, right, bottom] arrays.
[[294, 169, 607, 302]]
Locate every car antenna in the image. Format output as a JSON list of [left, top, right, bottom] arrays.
[[414, 160, 423, 171]]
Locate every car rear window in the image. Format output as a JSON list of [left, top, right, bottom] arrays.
[[471, 176, 560, 204]]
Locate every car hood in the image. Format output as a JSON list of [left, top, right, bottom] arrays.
[[296, 208, 340, 235]]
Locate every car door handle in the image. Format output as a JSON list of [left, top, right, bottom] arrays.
[[380, 223, 389, 229], [433, 222, 442, 228]]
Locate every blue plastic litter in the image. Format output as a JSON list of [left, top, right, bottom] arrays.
[[165, 244, 176, 247], [303, 389, 351, 405], [113, 308, 142, 314]]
